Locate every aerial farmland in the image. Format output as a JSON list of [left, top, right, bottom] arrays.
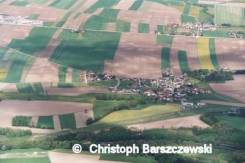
[[0, 0, 245, 163]]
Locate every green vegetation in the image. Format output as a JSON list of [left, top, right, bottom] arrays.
[[72, 69, 80, 83], [0, 128, 31, 137], [129, 0, 144, 10], [56, 11, 72, 27], [183, 3, 191, 15], [59, 113, 76, 129], [4, 50, 33, 83], [217, 115, 245, 131], [17, 84, 34, 94], [85, 0, 120, 13], [138, 23, 150, 33], [181, 14, 196, 23], [178, 50, 190, 73], [33, 83, 45, 94], [156, 34, 173, 47], [198, 6, 214, 24], [93, 100, 136, 120], [98, 104, 180, 125], [37, 116, 54, 129], [202, 30, 228, 38], [11, 0, 29, 6], [58, 66, 67, 83], [31, 0, 48, 4], [50, 30, 121, 72], [157, 25, 164, 33], [50, 0, 76, 9], [188, 69, 233, 83], [101, 154, 157, 163], [12, 116, 31, 127], [209, 38, 219, 69], [1, 157, 50, 163], [8, 27, 56, 55], [116, 20, 131, 32], [84, 9, 119, 30], [161, 47, 171, 69]]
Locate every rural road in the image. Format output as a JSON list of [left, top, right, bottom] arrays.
[[201, 100, 245, 108]]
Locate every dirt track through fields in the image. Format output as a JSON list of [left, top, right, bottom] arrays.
[[128, 115, 209, 130], [104, 33, 162, 79]]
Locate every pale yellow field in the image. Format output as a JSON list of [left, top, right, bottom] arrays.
[[190, 6, 200, 17], [0, 68, 7, 80], [197, 37, 214, 70], [99, 104, 180, 125]]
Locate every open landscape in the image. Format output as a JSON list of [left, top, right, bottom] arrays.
[[0, 0, 245, 162]]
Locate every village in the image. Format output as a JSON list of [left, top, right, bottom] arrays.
[[0, 14, 43, 26], [85, 70, 211, 104]]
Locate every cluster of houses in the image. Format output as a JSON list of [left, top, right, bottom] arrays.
[[84, 70, 211, 102], [0, 14, 43, 26], [182, 23, 216, 36]]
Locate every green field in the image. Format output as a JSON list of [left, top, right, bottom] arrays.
[[217, 115, 245, 131], [161, 47, 171, 69], [156, 34, 173, 47], [116, 20, 131, 32], [50, 0, 77, 9], [10, 0, 29, 6], [59, 113, 76, 129], [98, 104, 180, 125], [8, 28, 56, 55], [50, 30, 121, 72], [138, 23, 149, 33], [37, 116, 54, 129], [85, 0, 120, 13], [31, 0, 48, 4], [84, 9, 119, 30], [93, 100, 129, 120], [17, 84, 34, 94], [157, 25, 165, 33], [58, 66, 67, 83], [33, 83, 45, 94], [209, 38, 219, 69], [129, 0, 144, 10], [4, 50, 33, 83], [178, 50, 190, 73], [72, 69, 80, 83], [0, 158, 50, 163]]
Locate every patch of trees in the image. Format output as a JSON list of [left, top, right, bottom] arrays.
[[0, 128, 31, 137], [188, 69, 233, 82], [12, 116, 31, 127]]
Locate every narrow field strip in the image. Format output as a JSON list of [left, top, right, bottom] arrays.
[[178, 50, 190, 73], [161, 47, 171, 70], [129, 0, 143, 10], [138, 23, 149, 33], [209, 38, 219, 69], [197, 37, 214, 70]]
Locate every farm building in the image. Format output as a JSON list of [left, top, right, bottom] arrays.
[[214, 3, 245, 26]]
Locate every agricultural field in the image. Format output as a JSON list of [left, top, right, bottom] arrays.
[[98, 104, 180, 125], [49, 0, 77, 9], [50, 30, 121, 73], [8, 27, 56, 55], [0, 0, 245, 162]]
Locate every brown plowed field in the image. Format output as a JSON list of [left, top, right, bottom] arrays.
[[114, 0, 135, 10], [0, 25, 33, 47], [170, 36, 200, 74], [215, 38, 245, 70], [104, 33, 162, 79], [0, 3, 64, 22], [210, 75, 245, 103]]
